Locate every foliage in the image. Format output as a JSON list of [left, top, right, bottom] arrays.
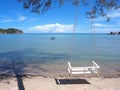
[[0, 28, 23, 34], [18, 0, 120, 21], [110, 31, 120, 35]]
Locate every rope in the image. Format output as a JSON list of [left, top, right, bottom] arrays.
[[73, 1, 79, 34], [69, 0, 98, 63], [90, 0, 98, 61], [91, 20, 97, 60], [69, 0, 79, 61]]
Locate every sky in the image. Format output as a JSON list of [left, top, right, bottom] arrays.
[[0, 0, 120, 33]]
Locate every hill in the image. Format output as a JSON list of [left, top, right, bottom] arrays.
[[0, 28, 23, 34]]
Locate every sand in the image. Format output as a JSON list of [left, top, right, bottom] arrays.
[[0, 76, 120, 90]]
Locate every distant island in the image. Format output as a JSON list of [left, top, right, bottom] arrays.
[[0, 28, 23, 34], [109, 31, 120, 35]]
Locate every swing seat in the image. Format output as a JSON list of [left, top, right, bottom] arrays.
[[68, 61, 100, 76]]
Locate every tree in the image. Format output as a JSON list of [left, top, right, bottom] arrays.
[[18, 0, 120, 21], [0, 28, 23, 34], [118, 31, 120, 34]]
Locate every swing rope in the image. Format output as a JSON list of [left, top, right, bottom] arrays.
[[69, 0, 98, 63], [91, 19, 98, 61], [90, 0, 98, 61], [69, 0, 79, 62]]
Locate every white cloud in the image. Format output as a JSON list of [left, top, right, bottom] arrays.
[[0, 15, 27, 23], [1, 19, 14, 22], [94, 23, 110, 27], [93, 22, 120, 33], [29, 23, 74, 33], [90, 10, 120, 22], [107, 11, 120, 18], [118, 20, 120, 25], [27, 18, 36, 22], [94, 17, 107, 22], [95, 28, 120, 33], [18, 15, 26, 21], [94, 23, 119, 27]]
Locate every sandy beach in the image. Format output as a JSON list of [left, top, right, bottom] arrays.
[[0, 76, 120, 90]]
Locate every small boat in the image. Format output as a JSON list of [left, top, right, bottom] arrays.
[[50, 37, 55, 40]]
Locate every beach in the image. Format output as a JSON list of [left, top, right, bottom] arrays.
[[1, 0, 120, 89], [0, 76, 120, 90], [0, 34, 120, 89]]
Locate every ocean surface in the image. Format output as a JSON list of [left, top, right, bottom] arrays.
[[0, 33, 120, 77]]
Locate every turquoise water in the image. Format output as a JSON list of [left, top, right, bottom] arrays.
[[0, 33, 120, 77]]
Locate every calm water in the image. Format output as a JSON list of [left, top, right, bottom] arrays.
[[0, 33, 120, 77]]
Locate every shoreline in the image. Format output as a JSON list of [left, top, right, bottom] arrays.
[[1, 64, 120, 78], [0, 72, 120, 78]]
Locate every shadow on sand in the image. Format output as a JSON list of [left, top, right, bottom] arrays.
[[0, 60, 26, 90], [0, 50, 28, 90], [55, 78, 91, 85], [0, 49, 69, 90]]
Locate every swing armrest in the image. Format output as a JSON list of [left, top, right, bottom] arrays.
[[92, 61, 100, 68]]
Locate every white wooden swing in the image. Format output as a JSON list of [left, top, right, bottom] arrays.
[[68, 61, 100, 76], [67, 0, 100, 77]]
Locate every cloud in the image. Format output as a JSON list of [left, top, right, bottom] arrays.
[[27, 18, 36, 22], [94, 22, 120, 33], [94, 23, 110, 27], [92, 10, 120, 22], [1, 19, 14, 22], [95, 28, 120, 33], [94, 17, 107, 22], [107, 10, 120, 18], [0, 15, 27, 23], [29, 23, 74, 33], [94, 23, 119, 27], [18, 15, 26, 21]]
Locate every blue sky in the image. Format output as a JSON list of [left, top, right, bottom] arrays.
[[0, 0, 120, 33]]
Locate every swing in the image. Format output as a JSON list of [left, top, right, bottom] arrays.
[[67, 0, 100, 77], [68, 61, 100, 76]]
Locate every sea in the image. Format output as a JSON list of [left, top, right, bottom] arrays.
[[0, 33, 120, 77]]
